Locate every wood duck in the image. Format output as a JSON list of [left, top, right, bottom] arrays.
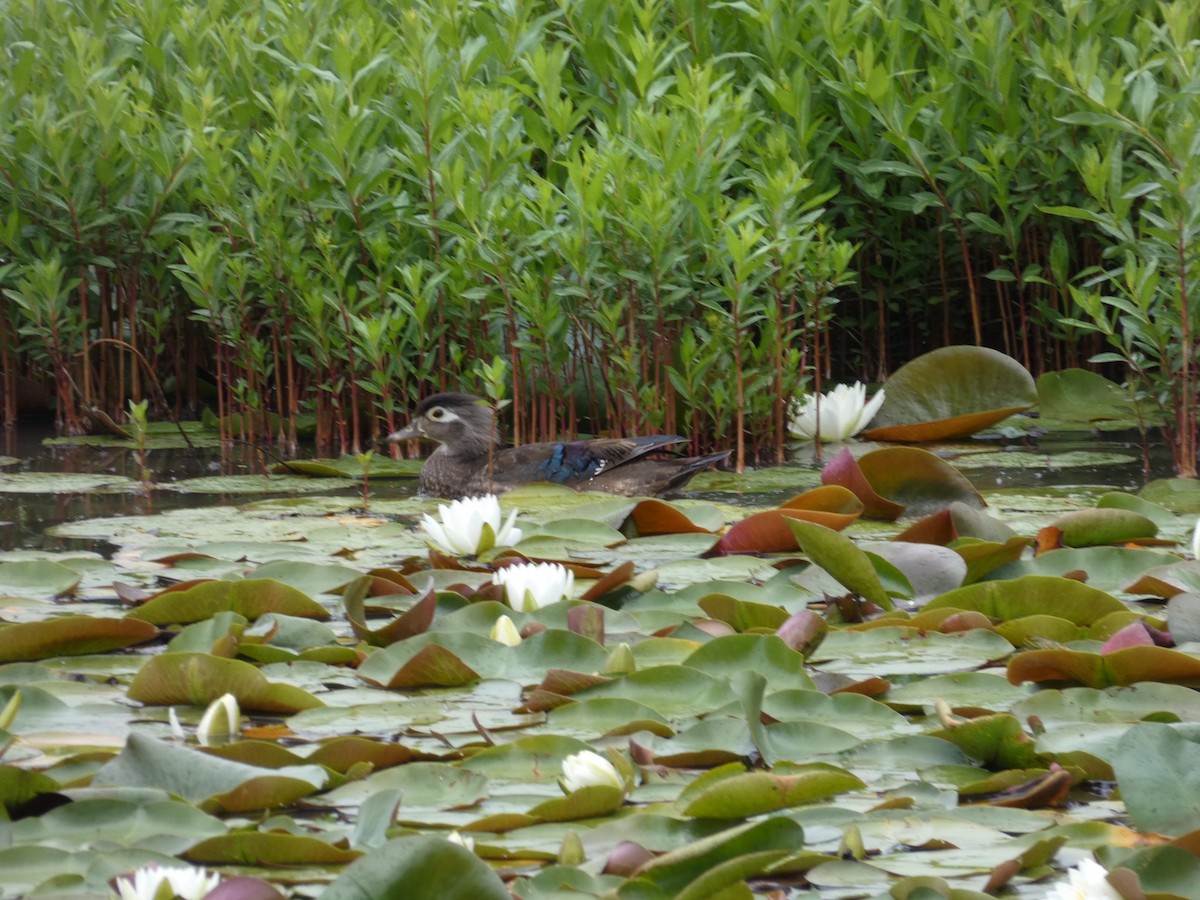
[[389, 392, 730, 498]]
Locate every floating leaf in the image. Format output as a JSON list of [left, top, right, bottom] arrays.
[[820, 449, 905, 519], [93, 733, 326, 813], [787, 520, 894, 610], [185, 831, 362, 865], [127, 652, 323, 713], [681, 765, 864, 818], [862, 346, 1036, 441], [128, 579, 330, 624], [1008, 646, 1200, 688], [1037, 369, 1144, 427], [925, 575, 1128, 624], [0, 560, 81, 598], [321, 835, 508, 899], [1113, 723, 1200, 835], [854, 447, 986, 515], [0, 617, 158, 662], [1042, 508, 1158, 548]]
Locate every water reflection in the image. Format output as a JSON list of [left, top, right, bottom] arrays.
[[0, 421, 1179, 554]]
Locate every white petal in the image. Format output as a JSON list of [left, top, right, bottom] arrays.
[[560, 750, 624, 793], [489, 615, 522, 646]]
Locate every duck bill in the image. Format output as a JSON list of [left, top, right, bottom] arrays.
[[387, 422, 423, 442]]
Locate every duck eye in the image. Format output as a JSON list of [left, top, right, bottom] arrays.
[[428, 407, 446, 420]]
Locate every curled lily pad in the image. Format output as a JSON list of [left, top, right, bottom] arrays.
[[897, 502, 1016, 545], [93, 733, 327, 814], [1040, 508, 1158, 548], [820, 449, 905, 519], [0, 617, 159, 662], [1008, 646, 1200, 688], [128, 579, 330, 625], [787, 520, 894, 610], [127, 652, 324, 713], [861, 346, 1036, 441], [925, 575, 1128, 624], [681, 765, 864, 818]]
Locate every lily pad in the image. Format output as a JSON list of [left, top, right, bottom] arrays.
[[925, 575, 1128, 624], [1037, 369, 1146, 427], [862, 346, 1036, 441], [0, 617, 159, 662], [127, 652, 324, 713], [128, 579, 330, 624]]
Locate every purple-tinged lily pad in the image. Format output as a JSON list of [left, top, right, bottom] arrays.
[[861, 346, 1036, 441], [820, 448, 906, 520]]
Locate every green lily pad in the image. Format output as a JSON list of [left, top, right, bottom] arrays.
[[128, 579, 330, 624], [1113, 723, 1200, 835], [127, 652, 324, 713], [925, 575, 1128, 624], [322, 835, 508, 899], [1045, 508, 1158, 547], [810, 628, 1013, 677], [1037, 369, 1146, 427], [787, 519, 894, 610], [862, 346, 1036, 441], [0, 617, 158, 662], [92, 733, 327, 814], [0, 560, 82, 598], [682, 764, 863, 818]]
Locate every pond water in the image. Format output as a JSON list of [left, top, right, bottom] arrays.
[[0, 419, 1174, 554], [1, 418, 1195, 898]]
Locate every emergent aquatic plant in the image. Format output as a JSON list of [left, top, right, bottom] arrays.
[[418, 494, 522, 556]]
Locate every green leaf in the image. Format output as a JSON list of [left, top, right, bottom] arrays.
[[322, 835, 508, 899]]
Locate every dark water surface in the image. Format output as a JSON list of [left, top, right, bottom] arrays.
[[0, 421, 1176, 555]]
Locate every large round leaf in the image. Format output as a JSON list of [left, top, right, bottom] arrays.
[[862, 346, 1036, 441]]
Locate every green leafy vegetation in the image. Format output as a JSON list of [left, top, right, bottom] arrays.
[[2, 0, 1198, 472]]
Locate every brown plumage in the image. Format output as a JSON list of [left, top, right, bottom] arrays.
[[388, 392, 729, 499]]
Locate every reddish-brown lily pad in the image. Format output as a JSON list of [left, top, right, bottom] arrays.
[[1007, 645, 1200, 688], [820, 448, 906, 520]]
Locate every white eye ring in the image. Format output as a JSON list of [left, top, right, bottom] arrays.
[[429, 407, 446, 420]]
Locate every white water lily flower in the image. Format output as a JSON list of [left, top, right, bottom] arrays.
[[560, 750, 624, 795], [789, 382, 885, 442], [446, 830, 475, 851], [196, 693, 240, 746], [492, 562, 574, 612], [1045, 858, 1121, 900], [167, 707, 185, 741], [489, 614, 523, 647], [113, 864, 221, 900], [420, 494, 522, 556]]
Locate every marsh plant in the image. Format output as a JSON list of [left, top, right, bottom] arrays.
[[5, 0, 1200, 470]]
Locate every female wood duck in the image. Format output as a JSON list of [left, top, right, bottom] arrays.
[[389, 392, 730, 498]]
